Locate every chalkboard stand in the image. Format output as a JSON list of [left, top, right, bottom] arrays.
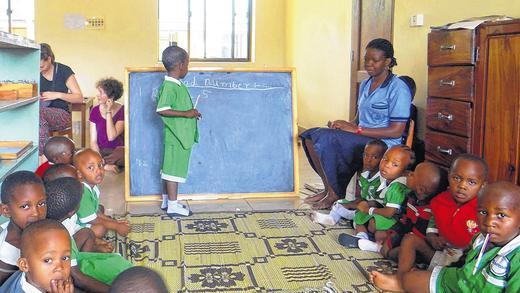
[[124, 67, 299, 202]]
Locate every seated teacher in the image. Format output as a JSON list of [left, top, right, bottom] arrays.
[[39, 43, 83, 158], [301, 38, 412, 209], [89, 78, 125, 173]]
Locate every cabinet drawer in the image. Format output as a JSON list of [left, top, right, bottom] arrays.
[[428, 30, 475, 66], [425, 130, 470, 167], [427, 97, 472, 137], [428, 66, 474, 101]]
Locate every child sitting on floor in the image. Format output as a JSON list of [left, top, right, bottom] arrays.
[[342, 162, 447, 255], [46, 177, 131, 291], [311, 139, 387, 225], [401, 181, 520, 293], [339, 145, 415, 246], [371, 154, 488, 292], [46, 177, 112, 253], [42, 163, 78, 183], [35, 136, 75, 177], [0, 171, 47, 286], [73, 148, 130, 238], [109, 267, 168, 293], [0, 219, 74, 293]]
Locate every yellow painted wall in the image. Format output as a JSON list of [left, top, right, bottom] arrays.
[[393, 0, 520, 137], [286, 0, 352, 129], [35, 0, 287, 98], [35, 0, 520, 134]]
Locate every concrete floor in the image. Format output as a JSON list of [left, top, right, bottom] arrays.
[[99, 145, 322, 215]]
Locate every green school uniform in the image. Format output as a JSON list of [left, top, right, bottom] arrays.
[[354, 176, 409, 230], [337, 171, 381, 204], [358, 171, 382, 201], [431, 233, 520, 293], [62, 215, 132, 285], [77, 183, 100, 225], [156, 76, 199, 182]]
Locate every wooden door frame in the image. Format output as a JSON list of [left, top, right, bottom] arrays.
[[349, 0, 394, 120]]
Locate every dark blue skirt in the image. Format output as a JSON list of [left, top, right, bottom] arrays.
[[300, 127, 372, 197]]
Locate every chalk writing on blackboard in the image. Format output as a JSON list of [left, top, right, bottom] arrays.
[[183, 76, 284, 91]]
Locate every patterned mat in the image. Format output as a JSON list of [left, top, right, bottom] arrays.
[[114, 210, 395, 292]]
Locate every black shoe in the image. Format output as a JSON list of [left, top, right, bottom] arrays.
[[338, 233, 360, 248]]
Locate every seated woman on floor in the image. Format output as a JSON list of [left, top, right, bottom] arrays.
[[301, 38, 412, 209], [89, 78, 125, 173]]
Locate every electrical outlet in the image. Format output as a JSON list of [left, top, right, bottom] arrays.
[[410, 14, 424, 27], [85, 17, 104, 30]]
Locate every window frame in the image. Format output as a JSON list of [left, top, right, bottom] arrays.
[[159, 0, 253, 62]]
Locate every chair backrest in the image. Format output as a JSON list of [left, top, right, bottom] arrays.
[[405, 119, 415, 148]]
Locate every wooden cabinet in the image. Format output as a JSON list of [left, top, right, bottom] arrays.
[[0, 34, 40, 186], [426, 20, 520, 184]]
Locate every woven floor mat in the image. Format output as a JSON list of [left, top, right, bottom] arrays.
[[112, 210, 396, 292]]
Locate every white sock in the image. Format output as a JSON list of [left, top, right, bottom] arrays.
[[358, 238, 382, 252], [355, 232, 369, 240], [332, 202, 356, 220], [311, 212, 337, 225], [167, 200, 190, 216], [161, 194, 168, 209]]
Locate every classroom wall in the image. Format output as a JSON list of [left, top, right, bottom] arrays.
[[35, 0, 287, 98], [35, 0, 520, 136], [286, 0, 351, 129], [392, 0, 520, 137]]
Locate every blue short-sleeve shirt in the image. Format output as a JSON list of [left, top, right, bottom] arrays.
[[357, 74, 412, 147]]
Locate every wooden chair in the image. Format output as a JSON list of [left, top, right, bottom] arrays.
[[405, 119, 415, 148], [49, 103, 73, 139]]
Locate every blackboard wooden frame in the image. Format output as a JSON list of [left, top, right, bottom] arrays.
[[124, 67, 299, 202]]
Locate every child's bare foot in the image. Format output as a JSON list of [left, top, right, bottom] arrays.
[[311, 211, 336, 225], [104, 164, 120, 173], [94, 238, 114, 253], [304, 191, 327, 203], [370, 271, 405, 292], [312, 194, 339, 210]]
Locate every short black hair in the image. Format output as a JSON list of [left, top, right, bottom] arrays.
[[434, 167, 449, 196], [73, 148, 102, 168], [45, 177, 83, 220], [109, 267, 168, 293], [20, 219, 69, 257], [1, 171, 44, 204], [479, 181, 520, 209], [451, 154, 489, 180], [42, 163, 77, 183], [96, 78, 124, 101], [366, 139, 388, 155], [388, 144, 416, 169], [40, 43, 55, 63], [366, 38, 397, 68], [43, 136, 75, 163], [161, 45, 188, 72], [399, 76, 416, 100]]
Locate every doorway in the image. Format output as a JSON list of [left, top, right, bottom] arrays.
[[349, 0, 394, 118]]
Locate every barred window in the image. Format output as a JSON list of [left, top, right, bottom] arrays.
[[159, 0, 252, 62]]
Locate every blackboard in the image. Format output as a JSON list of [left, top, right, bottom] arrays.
[[124, 68, 298, 200]]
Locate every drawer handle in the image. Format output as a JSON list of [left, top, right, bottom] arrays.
[[437, 112, 454, 121], [440, 44, 456, 51], [436, 146, 453, 156], [439, 79, 456, 87]]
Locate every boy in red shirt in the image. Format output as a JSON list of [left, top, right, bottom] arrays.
[[371, 154, 488, 292]]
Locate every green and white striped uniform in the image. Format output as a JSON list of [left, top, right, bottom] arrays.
[[430, 233, 520, 293], [354, 176, 409, 230]]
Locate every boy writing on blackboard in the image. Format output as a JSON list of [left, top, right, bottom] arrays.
[[156, 45, 200, 217]]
